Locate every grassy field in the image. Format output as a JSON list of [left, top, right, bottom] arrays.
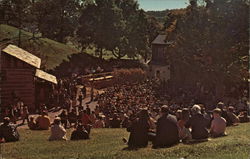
[[1, 123, 250, 159]]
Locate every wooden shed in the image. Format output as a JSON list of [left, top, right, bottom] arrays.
[[0, 44, 57, 112]]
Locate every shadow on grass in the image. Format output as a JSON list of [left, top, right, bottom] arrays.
[[122, 146, 141, 151]]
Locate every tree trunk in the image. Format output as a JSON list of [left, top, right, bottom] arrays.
[[112, 50, 122, 59], [99, 48, 103, 59]]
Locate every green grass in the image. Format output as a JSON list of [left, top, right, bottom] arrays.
[[0, 24, 79, 70], [1, 123, 250, 159]]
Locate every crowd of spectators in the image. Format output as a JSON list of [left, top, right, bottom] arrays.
[[0, 79, 249, 148]]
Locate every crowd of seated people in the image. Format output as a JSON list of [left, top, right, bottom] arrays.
[[0, 80, 249, 149]]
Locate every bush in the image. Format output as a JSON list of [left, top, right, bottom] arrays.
[[113, 68, 146, 85]]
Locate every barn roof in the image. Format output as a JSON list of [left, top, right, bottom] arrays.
[[35, 69, 57, 84], [2, 44, 41, 68]]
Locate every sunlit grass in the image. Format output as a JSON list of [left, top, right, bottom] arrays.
[[1, 123, 249, 159]]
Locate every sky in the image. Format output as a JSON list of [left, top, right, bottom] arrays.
[[137, 0, 189, 11]]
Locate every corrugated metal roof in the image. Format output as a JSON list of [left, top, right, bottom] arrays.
[[2, 44, 41, 68], [35, 69, 57, 84]]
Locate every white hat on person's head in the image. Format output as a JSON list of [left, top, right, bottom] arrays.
[[191, 104, 201, 114]]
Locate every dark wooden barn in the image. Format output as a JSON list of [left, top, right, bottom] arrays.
[[0, 44, 57, 112]]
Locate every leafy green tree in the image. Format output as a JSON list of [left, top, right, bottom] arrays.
[[33, 0, 82, 43], [77, 0, 125, 59], [169, 0, 249, 96]]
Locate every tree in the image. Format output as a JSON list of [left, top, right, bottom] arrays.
[[169, 0, 249, 96], [33, 0, 82, 43], [77, 0, 161, 60], [78, 0, 125, 59]]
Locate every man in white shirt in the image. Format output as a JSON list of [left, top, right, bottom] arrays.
[[49, 117, 67, 141], [210, 108, 227, 137]]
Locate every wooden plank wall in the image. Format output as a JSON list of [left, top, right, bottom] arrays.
[[1, 53, 36, 111]]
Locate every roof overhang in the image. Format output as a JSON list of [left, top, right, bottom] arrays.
[[35, 69, 57, 84]]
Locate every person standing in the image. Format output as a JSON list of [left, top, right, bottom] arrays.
[[21, 105, 29, 125]]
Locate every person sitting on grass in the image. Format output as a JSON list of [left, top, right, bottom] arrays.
[[0, 117, 19, 142], [36, 112, 51, 130], [28, 116, 38, 130], [238, 111, 250, 123], [110, 113, 122, 128], [70, 124, 89, 140], [126, 109, 150, 148], [227, 106, 240, 125], [210, 108, 227, 138], [153, 105, 179, 148], [93, 116, 105, 128], [49, 117, 67, 141], [185, 105, 210, 140], [178, 108, 192, 142]]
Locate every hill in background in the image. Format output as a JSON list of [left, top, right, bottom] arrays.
[[0, 24, 79, 70], [146, 9, 186, 24]]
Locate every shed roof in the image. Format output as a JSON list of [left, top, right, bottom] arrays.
[[2, 44, 41, 68], [35, 69, 57, 84]]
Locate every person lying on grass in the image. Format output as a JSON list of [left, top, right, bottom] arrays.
[[70, 124, 89, 140], [0, 117, 19, 143], [48, 117, 67, 141]]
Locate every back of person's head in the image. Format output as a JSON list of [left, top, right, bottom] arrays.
[[29, 116, 34, 121], [3, 117, 10, 125], [139, 109, 149, 119], [213, 108, 222, 116], [181, 108, 190, 121], [161, 105, 169, 114], [217, 102, 224, 109], [62, 110, 66, 114], [76, 124, 84, 131], [42, 111, 47, 116], [228, 106, 234, 112], [176, 109, 182, 117], [54, 117, 61, 125], [191, 104, 201, 115]]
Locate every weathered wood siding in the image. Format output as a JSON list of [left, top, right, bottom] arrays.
[[1, 53, 36, 111]]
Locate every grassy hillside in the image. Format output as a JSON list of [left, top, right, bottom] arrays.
[[0, 24, 79, 70], [1, 123, 249, 159]]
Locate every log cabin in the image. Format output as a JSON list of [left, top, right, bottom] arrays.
[[0, 44, 57, 112]]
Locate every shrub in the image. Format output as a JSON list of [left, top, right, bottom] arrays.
[[113, 68, 146, 85]]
